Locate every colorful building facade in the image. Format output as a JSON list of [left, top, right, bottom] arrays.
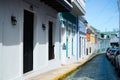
[[0, 0, 72, 80], [59, 12, 77, 64], [78, 17, 87, 60], [86, 25, 98, 54], [60, 0, 86, 64], [0, 0, 87, 80]]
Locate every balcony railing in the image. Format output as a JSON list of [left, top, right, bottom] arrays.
[[71, 0, 86, 15], [77, 0, 85, 10]]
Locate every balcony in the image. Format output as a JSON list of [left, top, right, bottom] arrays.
[[71, 0, 86, 16], [40, 0, 72, 12]]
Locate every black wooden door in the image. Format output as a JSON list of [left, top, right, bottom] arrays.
[[48, 21, 54, 60], [23, 10, 34, 73]]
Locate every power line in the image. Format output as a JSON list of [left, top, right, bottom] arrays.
[[88, 0, 118, 22], [86, 0, 119, 32], [92, 0, 119, 27], [96, 12, 119, 27]]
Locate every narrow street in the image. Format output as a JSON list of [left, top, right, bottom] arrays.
[[63, 54, 120, 80]]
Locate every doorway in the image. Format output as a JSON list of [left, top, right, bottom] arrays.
[[48, 21, 54, 60], [23, 10, 34, 73]]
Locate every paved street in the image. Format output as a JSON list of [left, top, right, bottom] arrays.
[[63, 54, 120, 80]]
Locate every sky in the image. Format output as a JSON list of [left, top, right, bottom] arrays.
[[85, 0, 119, 32]]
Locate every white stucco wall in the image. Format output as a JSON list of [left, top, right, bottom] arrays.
[[0, 20, 2, 80], [0, 1, 3, 79], [97, 38, 110, 53], [0, 0, 23, 80], [61, 27, 67, 64], [22, 0, 61, 79], [0, 0, 60, 80]]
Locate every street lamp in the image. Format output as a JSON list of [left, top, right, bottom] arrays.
[[118, 0, 120, 50]]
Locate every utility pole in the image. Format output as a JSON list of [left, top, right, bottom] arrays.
[[118, 0, 120, 50]]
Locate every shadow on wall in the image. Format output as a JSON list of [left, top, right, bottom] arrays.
[[2, 11, 60, 47], [37, 17, 60, 45], [2, 21, 21, 46]]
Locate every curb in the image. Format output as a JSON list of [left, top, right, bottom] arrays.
[[52, 66, 78, 80], [52, 54, 99, 80]]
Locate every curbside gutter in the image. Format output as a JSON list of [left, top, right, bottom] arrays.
[[52, 53, 101, 80], [52, 66, 78, 80]]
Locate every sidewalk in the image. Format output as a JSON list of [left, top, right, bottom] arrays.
[[26, 54, 98, 80]]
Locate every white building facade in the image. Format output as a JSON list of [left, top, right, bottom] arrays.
[[60, 0, 86, 64], [0, 0, 72, 80]]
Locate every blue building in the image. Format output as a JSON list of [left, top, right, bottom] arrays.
[[78, 17, 87, 60]]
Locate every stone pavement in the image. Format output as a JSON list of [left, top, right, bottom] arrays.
[[25, 53, 98, 80]]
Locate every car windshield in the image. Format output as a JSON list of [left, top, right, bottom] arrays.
[[110, 49, 116, 53]]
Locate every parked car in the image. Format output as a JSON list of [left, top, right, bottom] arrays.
[[111, 49, 120, 65], [107, 48, 116, 60], [106, 48, 111, 59], [106, 47, 110, 53]]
